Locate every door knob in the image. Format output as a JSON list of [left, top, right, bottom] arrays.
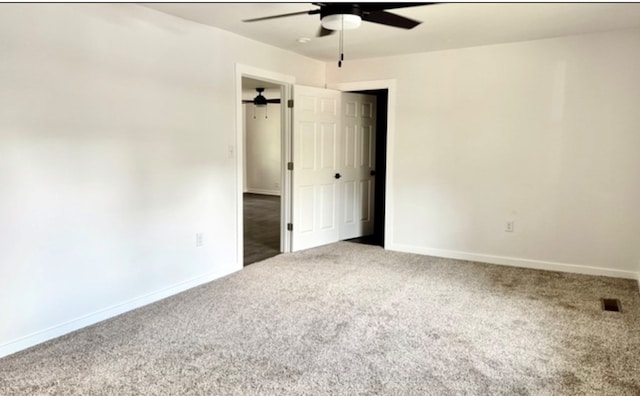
[[370, 170, 376, 176], [334, 173, 342, 179]]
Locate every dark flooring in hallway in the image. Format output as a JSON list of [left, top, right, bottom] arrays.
[[243, 193, 280, 266]]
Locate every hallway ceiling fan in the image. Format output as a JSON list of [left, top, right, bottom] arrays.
[[243, 3, 433, 67], [242, 87, 281, 107]]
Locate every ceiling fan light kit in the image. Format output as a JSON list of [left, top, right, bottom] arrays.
[[321, 14, 362, 30]]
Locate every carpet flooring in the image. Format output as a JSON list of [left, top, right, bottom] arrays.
[[1, 242, 639, 395], [243, 193, 280, 266]]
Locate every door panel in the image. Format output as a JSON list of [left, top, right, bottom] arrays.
[[360, 179, 373, 222], [319, 183, 336, 229], [299, 123, 316, 170], [344, 125, 357, 168], [291, 85, 341, 251], [361, 124, 373, 168], [343, 180, 357, 225], [339, 93, 377, 240], [319, 124, 337, 169], [299, 186, 315, 233]]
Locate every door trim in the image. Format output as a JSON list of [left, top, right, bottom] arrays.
[[235, 64, 295, 269], [328, 80, 396, 248]]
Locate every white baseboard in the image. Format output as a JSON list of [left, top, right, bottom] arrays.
[[387, 243, 639, 280], [0, 266, 239, 359], [245, 188, 280, 196]]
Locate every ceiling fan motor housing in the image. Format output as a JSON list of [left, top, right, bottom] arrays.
[[320, 4, 362, 18], [253, 88, 267, 106]]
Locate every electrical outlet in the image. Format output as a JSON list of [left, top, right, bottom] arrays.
[[195, 232, 204, 247], [505, 221, 514, 232]]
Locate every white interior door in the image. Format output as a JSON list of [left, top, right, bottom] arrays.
[[291, 85, 341, 251], [339, 93, 376, 240]]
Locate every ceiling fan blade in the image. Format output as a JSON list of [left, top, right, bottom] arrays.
[[266, 99, 281, 104], [360, 3, 435, 12], [242, 100, 254, 103], [362, 10, 422, 29], [243, 9, 317, 23], [317, 26, 335, 37]]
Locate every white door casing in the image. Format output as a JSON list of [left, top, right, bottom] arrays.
[[291, 85, 341, 251], [339, 93, 377, 240], [235, 64, 295, 266]]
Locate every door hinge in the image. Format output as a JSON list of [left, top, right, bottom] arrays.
[[287, 99, 294, 108], [287, 162, 294, 171], [287, 223, 293, 231]]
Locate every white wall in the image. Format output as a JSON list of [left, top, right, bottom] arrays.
[[243, 88, 281, 195], [327, 29, 640, 279], [0, 4, 324, 357]]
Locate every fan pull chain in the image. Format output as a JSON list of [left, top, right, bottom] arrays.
[[253, 106, 256, 119], [338, 15, 344, 68], [265, 105, 268, 119]]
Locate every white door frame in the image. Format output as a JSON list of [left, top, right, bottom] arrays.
[[328, 79, 397, 248], [235, 64, 295, 269]]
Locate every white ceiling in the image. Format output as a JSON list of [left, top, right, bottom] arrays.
[[144, 3, 640, 62]]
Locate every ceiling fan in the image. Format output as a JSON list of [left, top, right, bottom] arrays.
[[242, 87, 281, 119], [242, 87, 281, 107], [243, 3, 433, 67], [243, 3, 432, 36]]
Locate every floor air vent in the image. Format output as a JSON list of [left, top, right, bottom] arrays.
[[601, 298, 622, 313]]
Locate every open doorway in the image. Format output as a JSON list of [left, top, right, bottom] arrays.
[[242, 77, 283, 266], [343, 89, 388, 248], [288, 84, 390, 252]]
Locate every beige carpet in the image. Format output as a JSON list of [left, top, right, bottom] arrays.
[[1, 242, 639, 395]]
